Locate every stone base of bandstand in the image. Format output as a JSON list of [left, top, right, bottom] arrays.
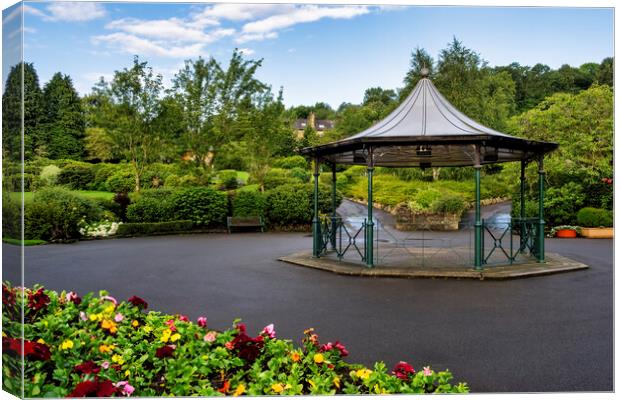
[[278, 250, 589, 280]]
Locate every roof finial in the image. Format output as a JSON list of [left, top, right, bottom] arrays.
[[420, 65, 429, 78]]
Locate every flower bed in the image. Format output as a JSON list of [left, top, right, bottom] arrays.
[[2, 284, 469, 397]]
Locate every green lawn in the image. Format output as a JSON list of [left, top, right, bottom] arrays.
[[8, 191, 114, 203], [236, 171, 249, 183], [2, 238, 47, 246]]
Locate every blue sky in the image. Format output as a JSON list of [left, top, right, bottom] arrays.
[[11, 2, 615, 108]]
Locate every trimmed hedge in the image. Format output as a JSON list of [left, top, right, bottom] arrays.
[[232, 190, 266, 218], [271, 155, 308, 169], [265, 183, 342, 226], [170, 187, 228, 226], [57, 162, 95, 190], [576, 207, 613, 228], [116, 220, 194, 236]]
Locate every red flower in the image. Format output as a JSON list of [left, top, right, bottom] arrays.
[[218, 380, 230, 394], [165, 319, 177, 332], [155, 345, 175, 358], [230, 327, 265, 362], [3, 337, 50, 361], [28, 288, 50, 311], [392, 361, 416, 380], [178, 315, 189, 322], [2, 284, 15, 306], [127, 295, 148, 310], [75, 361, 101, 375], [67, 378, 117, 397], [319, 341, 348, 357]]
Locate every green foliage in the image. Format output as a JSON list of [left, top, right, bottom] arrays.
[[2, 193, 21, 239], [289, 167, 311, 183], [272, 156, 307, 169], [117, 220, 194, 236], [214, 141, 251, 171], [105, 170, 135, 193], [263, 168, 300, 190], [39, 165, 62, 187], [85, 127, 117, 162], [169, 187, 228, 226], [218, 170, 239, 190], [430, 194, 466, 215], [576, 207, 613, 228], [2, 284, 468, 397], [126, 197, 174, 223], [232, 190, 267, 218], [544, 182, 586, 226], [24, 187, 103, 240], [91, 163, 123, 191], [265, 183, 342, 226], [57, 162, 95, 190]]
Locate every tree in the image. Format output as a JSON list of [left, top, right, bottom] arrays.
[[363, 87, 397, 107], [91, 56, 165, 191], [84, 127, 116, 162], [39, 72, 85, 159], [2, 62, 43, 161], [597, 57, 613, 86], [402, 47, 435, 98]]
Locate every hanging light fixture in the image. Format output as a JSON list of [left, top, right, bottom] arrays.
[[416, 145, 432, 157]]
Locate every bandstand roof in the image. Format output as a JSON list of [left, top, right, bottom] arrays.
[[301, 76, 558, 167]]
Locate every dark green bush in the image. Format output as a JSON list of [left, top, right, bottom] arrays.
[[170, 187, 228, 226], [5, 174, 37, 191], [289, 167, 311, 183], [272, 155, 307, 169], [218, 170, 239, 190], [263, 168, 299, 190], [113, 192, 131, 221], [576, 207, 613, 227], [583, 180, 613, 210], [2, 193, 21, 239], [544, 182, 585, 226], [106, 170, 135, 193], [265, 183, 342, 226], [24, 187, 103, 240], [91, 164, 123, 191], [126, 197, 173, 223], [431, 194, 466, 215], [57, 162, 95, 190], [232, 190, 266, 218], [116, 220, 194, 236]]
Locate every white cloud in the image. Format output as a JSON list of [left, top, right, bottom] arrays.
[[47, 2, 106, 22], [92, 33, 206, 58], [196, 4, 290, 22], [106, 18, 222, 43], [235, 31, 278, 44], [25, 2, 106, 22], [237, 48, 255, 56], [242, 5, 369, 35]]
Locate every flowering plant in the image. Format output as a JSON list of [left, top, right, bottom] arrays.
[[2, 283, 468, 397], [78, 219, 122, 238]]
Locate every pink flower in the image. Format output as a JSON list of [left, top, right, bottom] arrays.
[[225, 341, 234, 350], [197, 316, 207, 328], [423, 366, 433, 377], [165, 319, 177, 332], [101, 295, 117, 306], [114, 313, 124, 322], [79, 311, 88, 321], [203, 331, 217, 342], [114, 381, 135, 396], [178, 315, 190, 323], [101, 361, 110, 369], [65, 291, 81, 305], [261, 324, 276, 339]]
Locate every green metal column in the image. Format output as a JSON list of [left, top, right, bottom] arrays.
[[474, 146, 483, 270], [312, 158, 321, 257], [520, 160, 526, 251], [330, 164, 337, 250], [537, 156, 545, 263], [366, 148, 374, 267]]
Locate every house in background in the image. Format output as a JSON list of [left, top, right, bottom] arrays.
[[294, 112, 335, 138]]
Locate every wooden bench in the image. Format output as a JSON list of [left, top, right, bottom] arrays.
[[227, 216, 265, 233]]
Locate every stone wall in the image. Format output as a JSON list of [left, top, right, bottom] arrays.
[[393, 203, 461, 231]]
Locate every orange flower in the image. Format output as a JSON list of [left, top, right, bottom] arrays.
[[218, 380, 230, 394], [290, 352, 301, 362], [101, 319, 117, 334]]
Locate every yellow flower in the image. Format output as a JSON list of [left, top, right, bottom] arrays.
[[36, 338, 45, 344], [160, 328, 172, 343], [333, 377, 340, 389], [355, 369, 372, 380], [89, 314, 99, 322], [313, 353, 324, 364], [233, 384, 245, 397], [99, 344, 115, 353], [143, 326, 153, 333], [271, 383, 284, 393], [125, 370, 131, 377], [101, 319, 118, 334], [308, 380, 316, 389], [103, 304, 115, 315], [1, 331, 6, 337], [132, 320, 139, 327], [111, 354, 124, 365], [170, 333, 181, 342], [373, 384, 388, 394], [60, 339, 73, 350]]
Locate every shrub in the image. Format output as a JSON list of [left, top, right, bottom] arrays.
[[105, 170, 135, 193], [263, 168, 299, 190], [126, 197, 173, 223], [91, 164, 123, 191], [113, 192, 131, 221], [5, 173, 37, 192], [265, 183, 341, 226], [2, 193, 21, 239], [39, 165, 61, 187], [289, 167, 311, 183], [24, 187, 103, 240], [57, 162, 95, 190], [232, 190, 266, 218], [576, 207, 613, 227], [431, 194, 466, 215], [272, 155, 308, 169], [117, 220, 194, 236], [544, 182, 586, 226], [165, 174, 204, 188], [218, 170, 239, 190], [170, 187, 228, 226], [413, 189, 442, 209], [2, 284, 468, 397]]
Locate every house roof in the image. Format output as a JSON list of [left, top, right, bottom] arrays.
[[301, 77, 557, 167]]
